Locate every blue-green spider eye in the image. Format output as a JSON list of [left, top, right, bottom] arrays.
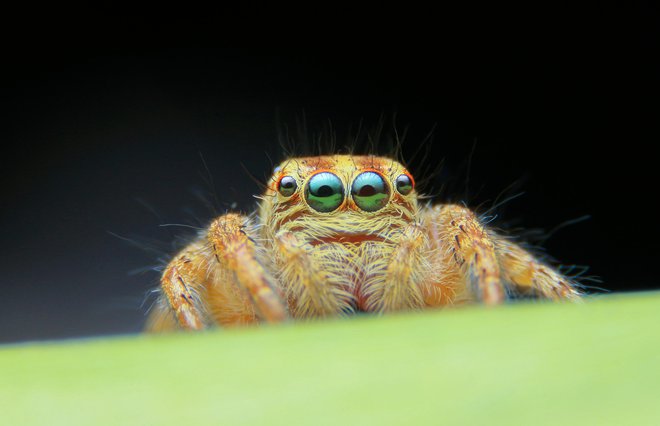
[[351, 171, 390, 212], [305, 172, 344, 212]]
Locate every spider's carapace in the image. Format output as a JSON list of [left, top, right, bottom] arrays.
[[147, 155, 581, 331]]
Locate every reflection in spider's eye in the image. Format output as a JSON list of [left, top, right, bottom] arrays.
[[351, 172, 389, 212], [278, 176, 298, 197], [305, 172, 344, 212], [395, 174, 414, 195]]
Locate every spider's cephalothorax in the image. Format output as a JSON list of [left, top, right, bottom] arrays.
[[147, 155, 581, 331]]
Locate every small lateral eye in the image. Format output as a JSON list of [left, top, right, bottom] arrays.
[[278, 176, 298, 197], [395, 174, 414, 195], [351, 171, 390, 212], [305, 172, 344, 212]]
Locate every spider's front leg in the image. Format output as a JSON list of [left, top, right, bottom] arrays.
[[422, 204, 581, 304], [423, 204, 506, 304], [208, 214, 288, 323], [147, 213, 287, 332]]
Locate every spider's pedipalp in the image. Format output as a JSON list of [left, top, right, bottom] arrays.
[[274, 231, 354, 318], [362, 223, 429, 313]]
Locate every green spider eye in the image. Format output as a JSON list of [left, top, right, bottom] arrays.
[[395, 174, 414, 195], [305, 172, 344, 212], [278, 176, 297, 197], [351, 171, 390, 212]]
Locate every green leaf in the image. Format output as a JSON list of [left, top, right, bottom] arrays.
[[2, 293, 659, 425]]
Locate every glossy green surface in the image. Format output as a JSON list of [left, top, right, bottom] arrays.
[[2, 292, 659, 425]]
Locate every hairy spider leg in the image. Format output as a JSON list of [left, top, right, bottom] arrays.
[[147, 213, 287, 331], [423, 204, 506, 304]]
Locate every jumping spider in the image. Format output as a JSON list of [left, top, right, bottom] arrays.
[[147, 155, 581, 331]]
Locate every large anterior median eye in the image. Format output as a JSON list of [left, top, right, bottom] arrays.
[[305, 172, 344, 212], [351, 171, 389, 212]]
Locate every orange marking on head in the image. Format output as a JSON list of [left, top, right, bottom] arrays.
[[309, 233, 386, 246]]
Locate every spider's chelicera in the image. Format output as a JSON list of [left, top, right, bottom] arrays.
[[147, 155, 581, 331]]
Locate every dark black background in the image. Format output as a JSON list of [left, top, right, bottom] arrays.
[[2, 9, 658, 343]]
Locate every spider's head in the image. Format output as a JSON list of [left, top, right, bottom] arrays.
[[259, 155, 418, 243]]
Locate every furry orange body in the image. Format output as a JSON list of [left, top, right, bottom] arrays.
[[147, 155, 581, 331]]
